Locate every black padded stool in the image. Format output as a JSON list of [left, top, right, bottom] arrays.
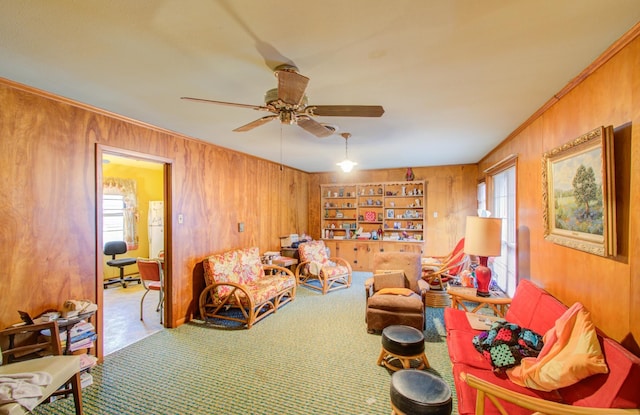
[[377, 325, 430, 371], [390, 369, 452, 415]]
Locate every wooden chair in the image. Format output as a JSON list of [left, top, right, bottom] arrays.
[[422, 237, 469, 290], [137, 258, 164, 324], [295, 240, 352, 294], [0, 322, 83, 415]]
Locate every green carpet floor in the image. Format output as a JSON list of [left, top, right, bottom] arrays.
[[32, 272, 458, 414]]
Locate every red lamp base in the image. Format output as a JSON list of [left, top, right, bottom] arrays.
[[475, 256, 491, 297]]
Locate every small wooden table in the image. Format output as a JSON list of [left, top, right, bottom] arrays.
[[272, 256, 298, 271], [447, 286, 511, 317]]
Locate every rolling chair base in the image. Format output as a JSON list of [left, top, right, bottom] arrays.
[[104, 274, 141, 289]]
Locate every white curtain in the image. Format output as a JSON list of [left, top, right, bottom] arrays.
[[103, 177, 139, 250]]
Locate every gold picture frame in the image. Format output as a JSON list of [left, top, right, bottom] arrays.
[[542, 126, 616, 256]]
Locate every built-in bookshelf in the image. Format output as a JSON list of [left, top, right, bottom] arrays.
[[321, 180, 425, 242]]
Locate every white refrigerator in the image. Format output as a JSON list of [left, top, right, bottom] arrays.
[[148, 201, 164, 259]]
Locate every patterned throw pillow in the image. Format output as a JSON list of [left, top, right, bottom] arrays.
[[472, 321, 544, 371]]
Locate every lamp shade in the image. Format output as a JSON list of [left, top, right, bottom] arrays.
[[464, 216, 502, 257]]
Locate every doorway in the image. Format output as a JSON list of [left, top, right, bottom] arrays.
[[97, 147, 171, 356]]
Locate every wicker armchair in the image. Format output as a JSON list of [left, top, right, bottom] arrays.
[[295, 240, 352, 294]]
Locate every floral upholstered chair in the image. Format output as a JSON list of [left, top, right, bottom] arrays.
[[295, 240, 352, 294]]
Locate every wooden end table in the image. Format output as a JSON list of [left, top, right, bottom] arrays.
[[272, 256, 298, 271], [447, 286, 511, 317]]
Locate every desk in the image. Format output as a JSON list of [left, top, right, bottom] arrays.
[[447, 286, 511, 317]]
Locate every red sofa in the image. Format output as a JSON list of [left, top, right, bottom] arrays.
[[444, 279, 640, 415]]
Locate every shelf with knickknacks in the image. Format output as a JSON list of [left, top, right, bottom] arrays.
[[321, 180, 425, 242]]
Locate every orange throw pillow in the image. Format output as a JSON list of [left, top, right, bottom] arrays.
[[507, 302, 608, 391], [376, 287, 414, 296]]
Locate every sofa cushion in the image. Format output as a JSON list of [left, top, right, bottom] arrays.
[[322, 263, 350, 278], [559, 337, 640, 409], [507, 302, 608, 392], [446, 329, 493, 370], [203, 247, 265, 298], [298, 240, 329, 264], [444, 307, 475, 333], [373, 271, 406, 291], [367, 292, 423, 313], [505, 279, 567, 335]]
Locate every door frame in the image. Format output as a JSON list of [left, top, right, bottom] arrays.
[[95, 144, 173, 360]]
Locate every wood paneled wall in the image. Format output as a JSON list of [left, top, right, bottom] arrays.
[[0, 80, 309, 354], [477, 30, 640, 354], [309, 165, 479, 257]]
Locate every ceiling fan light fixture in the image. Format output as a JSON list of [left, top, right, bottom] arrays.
[[337, 132, 357, 173]]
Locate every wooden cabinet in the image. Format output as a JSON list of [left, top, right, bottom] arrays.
[[325, 239, 424, 271], [321, 180, 425, 271]]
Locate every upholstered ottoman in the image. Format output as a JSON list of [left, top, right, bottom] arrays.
[[390, 369, 452, 415], [378, 325, 430, 371]]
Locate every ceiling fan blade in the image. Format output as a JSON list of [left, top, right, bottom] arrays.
[[181, 97, 271, 112], [276, 70, 309, 106], [297, 116, 334, 138], [307, 105, 385, 117], [233, 115, 278, 132]]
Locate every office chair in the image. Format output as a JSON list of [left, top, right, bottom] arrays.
[[103, 241, 139, 288]]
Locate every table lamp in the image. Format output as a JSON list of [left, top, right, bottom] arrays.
[[464, 216, 502, 297]]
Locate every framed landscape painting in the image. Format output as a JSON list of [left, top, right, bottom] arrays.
[[542, 126, 616, 256]]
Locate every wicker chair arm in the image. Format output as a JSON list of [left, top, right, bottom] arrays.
[[461, 372, 640, 415], [262, 264, 295, 278], [199, 281, 255, 308], [294, 260, 311, 279], [329, 256, 353, 274]]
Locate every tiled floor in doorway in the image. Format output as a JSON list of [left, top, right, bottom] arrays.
[[103, 282, 164, 355]]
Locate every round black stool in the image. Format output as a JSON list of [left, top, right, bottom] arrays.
[[377, 325, 430, 371], [390, 369, 452, 415]]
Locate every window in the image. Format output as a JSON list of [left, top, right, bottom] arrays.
[[103, 177, 139, 250], [477, 181, 486, 214], [103, 195, 125, 244], [485, 155, 517, 297]]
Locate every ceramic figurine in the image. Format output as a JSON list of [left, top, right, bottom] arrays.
[[406, 167, 414, 181]]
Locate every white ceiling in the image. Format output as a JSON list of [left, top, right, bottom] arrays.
[[1, 1, 639, 173]]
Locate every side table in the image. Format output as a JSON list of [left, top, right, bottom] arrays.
[[272, 256, 298, 272], [447, 286, 511, 317]]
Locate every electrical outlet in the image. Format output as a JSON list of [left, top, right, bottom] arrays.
[[238, 222, 245, 232], [433, 211, 438, 218], [178, 214, 184, 224]]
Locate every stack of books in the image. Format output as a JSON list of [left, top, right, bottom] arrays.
[[68, 320, 97, 352]]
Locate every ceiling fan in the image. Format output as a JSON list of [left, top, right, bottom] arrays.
[[181, 65, 385, 138]]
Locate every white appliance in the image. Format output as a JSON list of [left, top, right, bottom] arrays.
[[148, 201, 164, 259]]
